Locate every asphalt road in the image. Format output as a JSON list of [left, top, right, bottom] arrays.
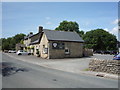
[[1, 53, 118, 88]]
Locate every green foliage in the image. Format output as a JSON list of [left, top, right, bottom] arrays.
[[14, 34, 26, 44], [55, 20, 79, 33], [31, 46, 34, 49], [55, 20, 84, 37], [27, 46, 30, 49], [83, 29, 117, 51], [20, 40, 24, 44], [1, 33, 26, 50], [84, 68, 90, 71], [77, 30, 84, 37]]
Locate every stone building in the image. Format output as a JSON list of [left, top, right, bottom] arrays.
[[23, 26, 43, 54], [16, 43, 25, 51], [23, 26, 84, 59], [40, 30, 84, 59]]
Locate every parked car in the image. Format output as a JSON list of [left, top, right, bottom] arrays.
[[113, 53, 120, 60], [4, 50, 8, 53], [94, 51, 102, 54], [16, 50, 31, 55], [8, 50, 16, 53], [110, 51, 117, 55], [102, 51, 110, 54]]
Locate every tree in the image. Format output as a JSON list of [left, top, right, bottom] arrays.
[[20, 40, 24, 44], [1, 33, 26, 50], [55, 20, 79, 33], [2, 38, 10, 50], [55, 20, 84, 37], [83, 29, 117, 51], [14, 33, 26, 44], [77, 30, 84, 37]]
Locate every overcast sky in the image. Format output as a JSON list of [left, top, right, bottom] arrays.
[[2, 2, 119, 40]]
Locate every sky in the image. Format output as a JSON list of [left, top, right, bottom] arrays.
[[2, 2, 119, 40]]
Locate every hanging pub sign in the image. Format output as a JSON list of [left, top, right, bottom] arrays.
[[52, 42, 64, 49]]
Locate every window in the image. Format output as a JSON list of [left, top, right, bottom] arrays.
[[43, 48, 48, 54], [42, 45, 48, 54], [65, 48, 70, 55], [43, 45, 45, 48], [36, 49, 39, 54]]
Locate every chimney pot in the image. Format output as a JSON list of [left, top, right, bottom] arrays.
[[39, 26, 43, 33]]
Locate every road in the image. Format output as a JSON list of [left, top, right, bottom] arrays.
[[1, 53, 118, 88]]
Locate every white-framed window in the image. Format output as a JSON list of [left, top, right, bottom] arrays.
[[42, 45, 48, 54], [65, 48, 70, 55], [43, 48, 48, 54]]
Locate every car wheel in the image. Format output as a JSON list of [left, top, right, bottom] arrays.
[[18, 53, 22, 55], [28, 53, 31, 55]]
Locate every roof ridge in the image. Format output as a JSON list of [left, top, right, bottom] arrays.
[[43, 29, 84, 42], [43, 29, 77, 33]]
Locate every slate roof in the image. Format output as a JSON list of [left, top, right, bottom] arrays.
[[24, 34, 34, 40], [30, 39, 39, 45], [29, 32, 43, 45], [25, 29, 84, 45], [43, 29, 84, 42]]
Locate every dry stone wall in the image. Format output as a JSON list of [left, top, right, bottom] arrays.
[[89, 58, 120, 75], [83, 48, 93, 57]]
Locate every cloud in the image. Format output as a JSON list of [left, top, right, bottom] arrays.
[[104, 27, 118, 37], [104, 26, 118, 40], [110, 26, 118, 35], [112, 19, 119, 24], [46, 21, 52, 25], [104, 28, 109, 32]]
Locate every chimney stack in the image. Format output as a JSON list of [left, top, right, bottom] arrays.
[[38, 26, 43, 33]]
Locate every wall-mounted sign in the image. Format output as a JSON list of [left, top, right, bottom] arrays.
[[52, 42, 64, 49], [53, 43, 58, 48]]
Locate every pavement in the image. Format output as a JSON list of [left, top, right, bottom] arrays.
[[3, 52, 119, 80], [2, 53, 119, 88]]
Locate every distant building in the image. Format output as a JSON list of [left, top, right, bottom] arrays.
[[16, 43, 25, 51]]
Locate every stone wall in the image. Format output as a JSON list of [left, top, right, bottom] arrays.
[[40, 33, 49, 59], [89, 59, 120, 75], [49, 41, 83, 59], [24, 38, 31, 46], [83, 48, 93, 57]]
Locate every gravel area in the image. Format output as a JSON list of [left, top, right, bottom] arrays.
[[91, 54, 114, 60], [3, 53, 118, 79], [4, 53, 91, 72], [4, 53, 114, 73]]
